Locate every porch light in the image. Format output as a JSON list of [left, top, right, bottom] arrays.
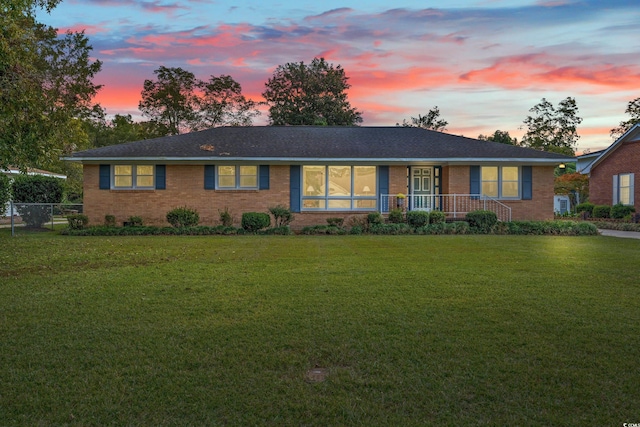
[[559, 163, 566, 169]]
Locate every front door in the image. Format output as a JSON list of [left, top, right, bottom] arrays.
[[411, 167, 433, 210]]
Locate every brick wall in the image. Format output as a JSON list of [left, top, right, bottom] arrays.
[[589, 140, 640, 211], [83, 163, 557, 228]]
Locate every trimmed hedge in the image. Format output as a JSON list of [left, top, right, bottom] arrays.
[[611, 203, 635, 219], [406, 211, 429, 227], [241, 212, 270, 232], [592, 205, 611, 219], [466, 210, 498, 234]]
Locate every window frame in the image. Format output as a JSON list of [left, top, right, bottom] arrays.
[[618, 173, 633, 206], [301, 165, 378, 211], [216, 165, 258, 190], [480, 165, 521, 199], [112, 164, 155, 190]]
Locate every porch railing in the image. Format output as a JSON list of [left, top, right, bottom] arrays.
[[380, 194, 512, 222]]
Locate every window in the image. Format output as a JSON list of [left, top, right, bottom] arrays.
[[217, 165, 257, 189], [113, 165, 154, 189], [481, 166, 520, 199], [616, 173, 634, 205], [302, 165, 377, 210]]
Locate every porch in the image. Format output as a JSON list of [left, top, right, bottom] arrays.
[[380, 194, 512, 222]]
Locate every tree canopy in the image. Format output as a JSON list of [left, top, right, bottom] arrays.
[[139, 67, 260, 135], [521, 97, 582, 156], [398, 107, 448, 132], [478, 130, 518, 145], [262, 57, 362, 126], [1, 0, 102, 171], [610, 97, 640, 140]]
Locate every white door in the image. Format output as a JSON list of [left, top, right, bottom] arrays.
[[412, 167, 433, 210]]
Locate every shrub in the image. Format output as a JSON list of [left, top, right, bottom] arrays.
[[166, 206, 200, 228], [269, 205, 294, 227], [592, 205, 611, 219], [406, 211, 429, 227], [429, 211, 446, 224], [11, 174, 64, 228], [326, 217, 344, 227], [127, 216, 144, 226], [611, 203, 635, 220], [67, 214, 89, 230], [0, 174, 10, 216], [575, 202, 594, 215], [367, 212, 384, 225], [369, 223, 414, 235], [301, 225, 346, 235], [173, 211, 195, 228], [261, 226, 293, 235], [349, 225, 364, 235], [387, 209, 404, 224], [104, 215, 116, 227], [218, 207, 234, 227], [241, 212, 270, 232], [466, 210, 498, 234]]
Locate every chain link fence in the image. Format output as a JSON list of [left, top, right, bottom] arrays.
[[4, 203, 83, 236]]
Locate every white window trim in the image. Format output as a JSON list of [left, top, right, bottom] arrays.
[[613, 173, 635, 206], [301, 165, 378, 211], [216, 165, 258, 190], [112, 164, 155, 190], [481, 166, 521, 200]]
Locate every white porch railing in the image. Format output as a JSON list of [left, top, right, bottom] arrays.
[[380, 194, 512, 222]]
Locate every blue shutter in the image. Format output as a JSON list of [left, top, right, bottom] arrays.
[[470, 166, 480, 196], [378, 166, 389, 196], [155, 165, 166, 190], [259, 165, 270, 190], [522, 166, 532, 200], [204, 165, 216, 190], [99, 164, 110, 189], [290, 165, 301, 213]]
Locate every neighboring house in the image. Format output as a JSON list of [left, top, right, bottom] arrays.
[[1, 167, 67, 217], [577, 123, 639, 211], [64, 126, 572, 228]]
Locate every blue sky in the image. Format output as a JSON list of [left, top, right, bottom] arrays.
[[41, 0, 640, 152]]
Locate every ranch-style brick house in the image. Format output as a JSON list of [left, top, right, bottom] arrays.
[[65, 126, 573, 228], [577, 123, 639, 211]]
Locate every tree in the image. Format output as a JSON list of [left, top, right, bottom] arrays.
[[398, 107, 448, 132], [478, 130, 517, 145], [139, 66, 201, 136], [554, 172, 589, 208], [139, 68, 260, 135], [521, 97, 582, 156], [1, 0, 103, 171], [262, 57, 362, 126], [199, 75, 260, 127], [610, 97, 640, 140]]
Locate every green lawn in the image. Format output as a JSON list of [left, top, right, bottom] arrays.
[[1, 232, 639, 425]]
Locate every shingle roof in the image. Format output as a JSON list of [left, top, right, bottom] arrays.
[[66, 126, 573, 163]]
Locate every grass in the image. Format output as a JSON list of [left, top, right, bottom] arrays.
[[1, 231, 639, 425]]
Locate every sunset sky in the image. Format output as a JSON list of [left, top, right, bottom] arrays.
[[42, 0, 640, 153]]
